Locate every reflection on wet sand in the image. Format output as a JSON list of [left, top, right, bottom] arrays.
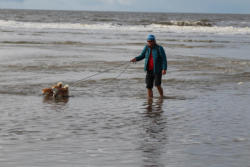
[[145, 97, 164, 114], [43, 96, 69, 104], [139, 97, 168, 167], [42, 96, 69, 112]]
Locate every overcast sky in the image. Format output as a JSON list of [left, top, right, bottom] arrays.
[[0, 0, 250, 14]]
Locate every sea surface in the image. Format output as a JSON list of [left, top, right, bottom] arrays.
[[0, 9, 250, 167]]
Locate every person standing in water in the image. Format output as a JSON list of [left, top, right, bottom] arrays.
[[130, 34, 167, 98]]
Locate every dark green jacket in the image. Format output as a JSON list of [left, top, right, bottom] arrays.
[[135, 44, 167, 74]]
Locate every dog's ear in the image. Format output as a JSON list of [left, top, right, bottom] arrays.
[[64, 85, 69, 89]]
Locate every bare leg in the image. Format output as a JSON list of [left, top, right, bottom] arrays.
[[147, 88, 153, 98], [156, 86, 163, 97]]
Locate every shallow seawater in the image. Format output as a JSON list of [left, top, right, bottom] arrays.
[[0, 83, 249, 167], [0, 9, 250, 167]]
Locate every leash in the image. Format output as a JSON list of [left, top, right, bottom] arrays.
[[108, 62, 131, 83], [70, 61, 130, 87]]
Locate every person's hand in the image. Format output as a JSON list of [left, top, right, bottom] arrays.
[[130, 58, 136, 63], [162, 70, 166, 75]]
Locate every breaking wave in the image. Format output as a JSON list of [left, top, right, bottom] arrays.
[[1, 19, 250, 35], [155, 20, 213, 27]]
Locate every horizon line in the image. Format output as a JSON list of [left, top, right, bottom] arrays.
[[0, 7, 250, 15]]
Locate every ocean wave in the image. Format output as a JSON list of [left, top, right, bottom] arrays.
[[1, 19, 250, 35], [1, 41, 84, 45], [150, 24, 250, 35], [156, 20, 213, 27]]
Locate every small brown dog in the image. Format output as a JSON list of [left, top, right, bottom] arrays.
[[53, 84, 69, 98], [42, 82, 66, 97]]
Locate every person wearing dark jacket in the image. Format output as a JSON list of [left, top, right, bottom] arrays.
[[130, 34, 167, 98]]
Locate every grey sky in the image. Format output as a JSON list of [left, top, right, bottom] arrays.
[[0, 0, 249, 14]]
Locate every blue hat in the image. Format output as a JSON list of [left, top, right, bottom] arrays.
[[147, 34, 155, 41]]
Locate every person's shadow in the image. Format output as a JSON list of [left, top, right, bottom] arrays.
[[139, 98, 168, 167]]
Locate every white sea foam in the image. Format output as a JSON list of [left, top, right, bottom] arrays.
[[1, 19, 250, 35], [150, 24, 250, 35]]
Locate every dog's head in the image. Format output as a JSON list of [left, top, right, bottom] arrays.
[[63, 84, 69, 89], [57, 82, 63, 88]]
